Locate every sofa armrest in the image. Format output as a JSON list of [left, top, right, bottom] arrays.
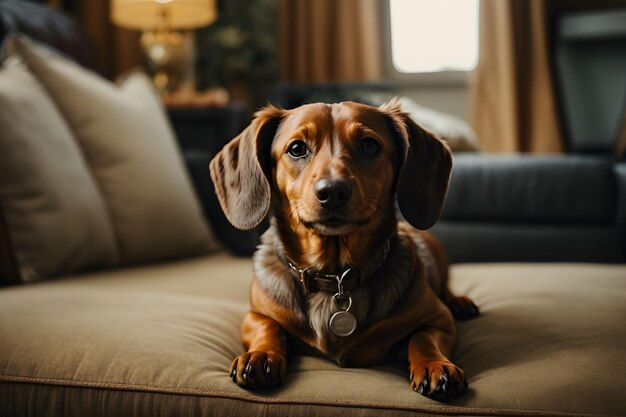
[[431, 154, 624, 263], [442, 154, 617, 223]]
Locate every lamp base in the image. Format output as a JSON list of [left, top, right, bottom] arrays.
[[140, 29, 196, 93]]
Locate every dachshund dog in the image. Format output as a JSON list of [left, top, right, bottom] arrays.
[[210, 100, 479, 401]]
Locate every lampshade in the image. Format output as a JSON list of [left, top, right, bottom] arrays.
[[111, 0, 217, 31]]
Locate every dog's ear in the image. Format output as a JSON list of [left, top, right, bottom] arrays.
[[209, 106, 284, 230], [380, 100, 453, 230]]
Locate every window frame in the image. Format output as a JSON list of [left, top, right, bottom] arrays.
[[380, 0, 478, 87]]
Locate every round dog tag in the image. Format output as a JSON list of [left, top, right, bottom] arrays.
[[329, 310, 357, 337]]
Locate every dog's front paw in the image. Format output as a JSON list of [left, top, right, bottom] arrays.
[[230, 351, 286, 390], [410, 360, 467, 401]]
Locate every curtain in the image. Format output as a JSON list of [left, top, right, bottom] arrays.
[[280, 0, 382, 83], [74, 0, 141, 80], [469, 0, 564, 153]]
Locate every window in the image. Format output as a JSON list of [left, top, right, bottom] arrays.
[[389, 0, 480, 74]]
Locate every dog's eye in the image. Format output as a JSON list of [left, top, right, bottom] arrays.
[[287, 140, 309, 158], [361, 137, 381, 156]]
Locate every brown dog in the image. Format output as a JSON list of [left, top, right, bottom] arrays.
[[210, 100, 479, 401]]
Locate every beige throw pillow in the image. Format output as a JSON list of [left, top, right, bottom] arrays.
[[12, 35, 216, 264], [398, 97, 480, 152], [0, 61, 118, 283]]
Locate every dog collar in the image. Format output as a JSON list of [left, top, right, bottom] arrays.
[[282, 237, 393, 338], [284, 239, 391, 294], [287, 263, 358, 294]]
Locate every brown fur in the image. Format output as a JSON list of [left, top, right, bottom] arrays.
[[210, 101, 479, 401]]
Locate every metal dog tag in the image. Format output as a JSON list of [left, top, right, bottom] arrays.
[[329, 310, 357, 337], [330, 292, 357, 337]]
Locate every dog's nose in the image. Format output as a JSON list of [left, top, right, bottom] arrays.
[[314, 178, 352, 208]]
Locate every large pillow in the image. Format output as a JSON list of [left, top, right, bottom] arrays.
[[398, 97, 480, 152], [0, 60, 118, 283], [11, 35, 217, 265]]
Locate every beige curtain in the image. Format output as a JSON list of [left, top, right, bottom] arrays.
[[280, 0, 382, 83], [469, 0, 564, 153], [76, 1, 141, 79]]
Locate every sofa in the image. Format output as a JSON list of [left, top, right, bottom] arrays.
[[1, 3, 626, 417]]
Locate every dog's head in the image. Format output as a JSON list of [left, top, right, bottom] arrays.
[[210, 101, 452, 236]]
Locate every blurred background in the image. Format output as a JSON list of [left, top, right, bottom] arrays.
[[3, 0, 624, 154], [1, 0, 625, 261]]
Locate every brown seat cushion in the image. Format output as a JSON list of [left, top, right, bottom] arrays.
[[1, 258, 625, 416]]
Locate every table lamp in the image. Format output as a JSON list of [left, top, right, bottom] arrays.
[[111, 0, 217, 92]]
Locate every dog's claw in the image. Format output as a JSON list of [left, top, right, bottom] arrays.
[[230, 351, 286, 390], [410, 361, 467, 401], [418, 377, 429, 395], [433, 372, 449, 400], [412, 367, 429, 395], [247, 363, 256, 388]]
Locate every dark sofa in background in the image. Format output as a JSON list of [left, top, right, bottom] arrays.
[[435, 154, 626, 263]]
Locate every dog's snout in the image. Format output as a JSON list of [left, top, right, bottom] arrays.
[[314, 178, 352, 208]]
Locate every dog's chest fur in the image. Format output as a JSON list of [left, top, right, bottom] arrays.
[[304, 287, 369, 356], [253, 225, 437, 364]]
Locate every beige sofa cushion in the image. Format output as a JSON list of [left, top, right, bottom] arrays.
[[1, 258, 625, 416], [12, 35, 217, 264], [0, 62, 117, 283]]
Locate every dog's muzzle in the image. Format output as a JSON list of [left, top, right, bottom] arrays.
[[314, 178, 352, 209]]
